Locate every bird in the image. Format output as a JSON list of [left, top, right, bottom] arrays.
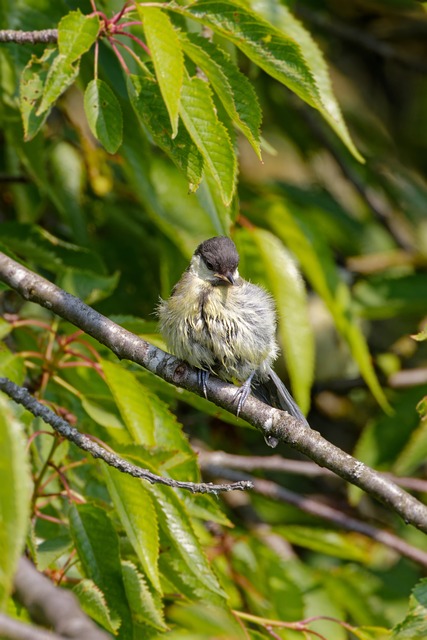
[[158, 236, 308, 425]]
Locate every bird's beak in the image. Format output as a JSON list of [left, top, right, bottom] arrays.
[[215, 272, 235, 285]]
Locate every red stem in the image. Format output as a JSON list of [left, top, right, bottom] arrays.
[[115, 28, 150, 55]]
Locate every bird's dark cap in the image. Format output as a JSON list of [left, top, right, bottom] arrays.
[[195, 236, 239, 275]]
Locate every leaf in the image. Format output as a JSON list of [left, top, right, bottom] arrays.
[[277, 526, 370, 563], [179, 72, 237, 205], [250, 0, 362, 162], [122, 560, 167, 631], [36, 53, 79, 115], [37, 535, 73, 571], [84, 79, 123, 154], [20, 48, 56, 140], [0, 345, 25, 385], [127, 74, 203, 190], [268, 200, 391, 412], [58, 10, 100, 63], [178, 32, 262, 159], [57, 267, 119, 304], [250, 228, 314, 414], [69, 504, 132, 636], [0, 319, 12, 340], [149, 484, 226, 601], [392, 578, 427, 639], [102, 360, 156, 446], [173, 0, 362, 161], [138, 6, 183, 137], [73, 579, 121, 634], [0, 397, 32, 608], [103, 465, 161, 592]]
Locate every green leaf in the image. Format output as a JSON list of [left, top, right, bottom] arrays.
[[178, 32, 262, 159], [179, 73, 237, 205], [173, 0, 362, 161], [195, 170, 232, 235], [122, 560, 167, 631], [0, 397, 32, 608], [138, 6, 183, 137], [250, 0, 362, 162], [73, 579, 121, 634], [127, 74, 203, 191], [69, 504, 132, 637], [277, 526, 370, 562], [36, 53, 79, 115], [84, 79, 123, 154], [0, 319, 12, 340], [20, 48, 56, 140], [392, 578, 427, 639], [58, 10, 100, 63], [102, 360, 156, 446], [0, 345, 25, 385], [37, 536, 73, 571], [57, 267, 119, 304], [103, 465, 161, 592], [149, 484, 226, 601], [268, 200, 391, 412], [250, 228, 314, 414]]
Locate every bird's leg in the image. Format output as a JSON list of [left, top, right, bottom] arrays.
[[197, 368, 210, 399], [233, 371, 255, 416]]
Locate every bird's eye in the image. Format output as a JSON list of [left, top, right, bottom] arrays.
[[205, 260, 214, 270]]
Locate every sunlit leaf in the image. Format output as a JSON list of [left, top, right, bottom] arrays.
[[179, 73, 237, 205], [138, 6, 183, 137], [36, 53, 79, 115], [20, 48, 56, 140], [73, 579, 121, 634], [58, 10, 100, 63], [0, 397, 32, 608], [122, 560, 167, 631]]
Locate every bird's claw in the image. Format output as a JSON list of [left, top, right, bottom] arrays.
[[233, 373, 254, 416], [197, 369, 209, 399]]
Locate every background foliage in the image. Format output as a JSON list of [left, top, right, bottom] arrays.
[[1, 0, 427, 638]]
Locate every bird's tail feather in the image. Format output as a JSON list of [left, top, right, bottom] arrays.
[[252, 367, 309, 427]]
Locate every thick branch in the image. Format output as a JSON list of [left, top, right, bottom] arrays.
[[202, 464, 427, 568], [0, 614, 65, 640], [0, 252, 426, 532], [0, 29, 58, 44], [0, 377, 252, 495], [13, 557, 111, 640]]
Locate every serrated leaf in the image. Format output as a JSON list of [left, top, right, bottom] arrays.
[[195, 171, 232, 235], [179, 32, 262, 159], [122, 561, 167, 631], [58, 10, 100, 63], [20, 47, 56, 140], [250, 0, 362, 162], [103, 465, 161, 592], [0, 397, 32, 608], [251, 228, 314, 414], [179, 73, 237, 205], [84, 79, 123, 154], [69, 504, 131, 636], [173, 0, 362, 161], [127, 74, 203, 190], [149, 484, 225, 600], [36, 53, 79, 115], [138, 6, 183, 137], [74, 579, 121, 634], [102, 360, 156, 446], [268, 201, 391, 412]]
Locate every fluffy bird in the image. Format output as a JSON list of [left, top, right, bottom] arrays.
[[158, 236, 308, 424]]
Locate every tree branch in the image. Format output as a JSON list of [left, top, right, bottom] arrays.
[[0, 613, 65, 640], [13, 556, 111, 640], [0, 377, 252, 495], [0, 29, 58, 44], [201, 464, 427, 568], [0, 252, 427, 532]]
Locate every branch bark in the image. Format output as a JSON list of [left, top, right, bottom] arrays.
[[13, 556, 111, 640], [0, 252, 426, 532], [0, 29, 58, 44]]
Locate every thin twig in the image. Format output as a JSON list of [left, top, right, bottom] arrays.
[[201, 464, 427, 568], [0, 253, 427, 532], [0, 377, 252, 495]]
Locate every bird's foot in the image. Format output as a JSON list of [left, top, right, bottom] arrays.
[[233, 373, 255, 416], [197, 369, 209, 399]]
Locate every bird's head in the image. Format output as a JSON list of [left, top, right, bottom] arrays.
[[191, 236, 240, 286]]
